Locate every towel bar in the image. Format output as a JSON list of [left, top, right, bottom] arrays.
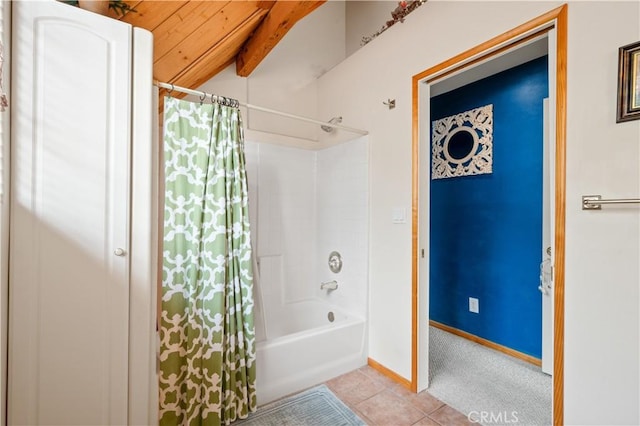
[[582, 195, 640, 210]]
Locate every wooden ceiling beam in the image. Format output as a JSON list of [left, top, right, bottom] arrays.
[[257, 1, 277, 10], [235, 0, 326, 77]]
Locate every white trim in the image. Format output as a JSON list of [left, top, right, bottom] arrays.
[[0, 1, 10, 424], [129, 27, 158, 426]]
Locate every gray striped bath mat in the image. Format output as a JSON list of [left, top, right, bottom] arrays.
[[234, 385, 366, 425]]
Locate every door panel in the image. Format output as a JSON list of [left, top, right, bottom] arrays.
[[541, 28, 557, 376], [9, 1, 131, 424]]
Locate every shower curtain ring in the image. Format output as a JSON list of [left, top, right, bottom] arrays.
[[211, 93, 216, 104], [168, 83, 174, 96], [199, 92, 206, 105]]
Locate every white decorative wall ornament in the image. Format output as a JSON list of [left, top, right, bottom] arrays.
[[431, 104, 493, 179]]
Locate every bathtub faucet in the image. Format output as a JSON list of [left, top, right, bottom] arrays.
[[320, 280, 338, 291]]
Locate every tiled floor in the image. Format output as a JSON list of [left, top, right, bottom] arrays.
[[326, 366, 472, 426]]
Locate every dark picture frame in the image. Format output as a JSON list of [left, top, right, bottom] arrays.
[[617, 41, 640, 122]]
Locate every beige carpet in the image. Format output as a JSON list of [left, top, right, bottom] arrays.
[[428, 326, 552, 426]]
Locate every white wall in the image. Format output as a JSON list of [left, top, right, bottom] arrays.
[[316, 137, 369, 319], [564, 3, 639, 423], [316, 1, 640, 424], [345, 1, 397, 57]]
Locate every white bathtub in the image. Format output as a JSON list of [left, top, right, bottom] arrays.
[[255, 299, 367, 405]]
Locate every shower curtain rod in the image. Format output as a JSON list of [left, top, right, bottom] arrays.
[[155, 81, 369, 136]]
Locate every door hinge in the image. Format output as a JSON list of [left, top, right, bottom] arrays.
[[421, 248, 425, 258]]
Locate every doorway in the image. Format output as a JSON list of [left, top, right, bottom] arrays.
[[427, 50, 552, 424], [411, 5, 567, 425], [429, 53, 549, 364]]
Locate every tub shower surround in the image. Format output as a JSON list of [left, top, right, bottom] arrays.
[[244, 137, 369, 404]]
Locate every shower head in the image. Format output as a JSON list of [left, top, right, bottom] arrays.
[[320, 116, 342, 133]]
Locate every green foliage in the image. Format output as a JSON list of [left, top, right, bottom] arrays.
[[108, 1, 136, 17], [60, 0, 137, 17]]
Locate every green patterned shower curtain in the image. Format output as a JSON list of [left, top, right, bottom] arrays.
[[159, 96, 256, 426]]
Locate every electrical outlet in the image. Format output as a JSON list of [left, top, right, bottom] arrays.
[[469, 297, 479, 314]]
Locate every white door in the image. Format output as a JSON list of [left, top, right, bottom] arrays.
[[540, 28, 557, 376], [540, 98, 554, 375], [9, 1, 132, 424]]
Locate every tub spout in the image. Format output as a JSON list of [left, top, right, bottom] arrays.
[[320, 280, 338, 290]]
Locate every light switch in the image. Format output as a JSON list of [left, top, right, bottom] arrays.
[[392, 207, 406, 224]]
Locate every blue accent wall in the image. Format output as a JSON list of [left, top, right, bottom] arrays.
[[429, 57, 548, 358]]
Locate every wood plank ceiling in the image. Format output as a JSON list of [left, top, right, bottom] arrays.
[[114, 0, 326, 94]]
